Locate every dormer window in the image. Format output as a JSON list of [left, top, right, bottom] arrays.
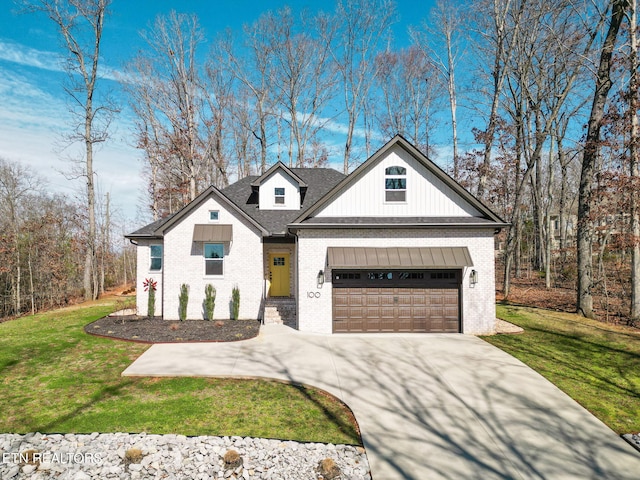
[[385, 166, 406, 202], [275, 187, 285, 205]]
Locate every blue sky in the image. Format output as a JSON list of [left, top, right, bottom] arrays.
[[0, 0, 440, 223]]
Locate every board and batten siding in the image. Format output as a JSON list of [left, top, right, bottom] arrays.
[[315, 144, 481, 218], [258, 170, 301, 210], [162, 197, 264, 321]]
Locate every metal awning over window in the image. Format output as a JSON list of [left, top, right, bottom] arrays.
[[192, 224, 233, 242], [327, 246, 473, 269]]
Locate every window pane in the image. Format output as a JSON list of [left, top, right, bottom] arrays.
[[205, 259, 223, 275], [204, 243, 224, 259], [386, 190, 406, 202], [385, 178, 406, 189], [273, 257, 285, 266], [275, 187, 285, 196], [385, 166, 406, 175], [275, 196, 285, 204], [150, 258, 162, 271], [150, 245, 162, 257], [209, 210, 219, 221]]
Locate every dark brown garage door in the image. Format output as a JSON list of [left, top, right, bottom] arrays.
[[332, 270, 460, 333]]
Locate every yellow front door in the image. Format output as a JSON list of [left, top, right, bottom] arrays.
[[269, 253, 290, 297]]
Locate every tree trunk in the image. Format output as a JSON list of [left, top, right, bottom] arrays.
[[445, 26, 459, 179], [577, 0, 627, 318], [630, 0, 640, 320]]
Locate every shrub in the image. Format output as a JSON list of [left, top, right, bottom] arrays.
[[223, 449, 242, 470], [20, 449, 40, 466], [143, 278, 157, 318], [124, 448, 144, 464], [231, 284, 240, 320], [179, 284, 189, 321], [316, 458, 341, 480], [204, 284, 216, 321]]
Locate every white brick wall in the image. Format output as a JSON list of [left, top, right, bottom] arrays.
[[162, 197, 264, 320], [296, 228, 497, 335], [135, 240, 163, 317]]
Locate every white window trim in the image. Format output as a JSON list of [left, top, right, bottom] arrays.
[[274, 187, 285, 206], [203, 243, 225, 278], [149, 244, 163, 272], [384, 167, 407, 203]]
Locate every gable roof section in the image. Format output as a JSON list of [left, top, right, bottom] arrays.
[[125, 214, 176, 239], [250, 161, 308, 188], [125, 185, 268, 239], [291, 135, 508, 228], [222, 167, 346, 235]]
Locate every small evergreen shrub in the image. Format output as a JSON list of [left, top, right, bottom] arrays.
[[204, 284, 216, 320], [179, 283, 189, 321], [231, 284, 240, 320]]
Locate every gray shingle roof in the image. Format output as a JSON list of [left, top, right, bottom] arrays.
[[221, 167, 346, 235], [126, 214, 176, 238], [127, 167, 345, 238], [294, 216, 504, 227]]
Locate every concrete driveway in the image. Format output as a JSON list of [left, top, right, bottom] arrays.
[[123, 325, 640, 480]]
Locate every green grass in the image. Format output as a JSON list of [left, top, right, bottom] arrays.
[[484, 304, 640, 434], [0, 297, 359, 444]]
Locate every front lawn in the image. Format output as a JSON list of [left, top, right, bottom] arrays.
[[485, 304, 640, 434], [0, 297, 359, 445]]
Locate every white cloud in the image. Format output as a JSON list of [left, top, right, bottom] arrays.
[[0, 65, 143, 219], [0, 39, 124, 82], [0, 39, 64, 73]]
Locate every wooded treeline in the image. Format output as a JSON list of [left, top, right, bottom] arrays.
[[0, 159, 135, 318], [5, 0, 640, 322]]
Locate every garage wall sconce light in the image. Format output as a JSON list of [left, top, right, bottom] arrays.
[[317, 270, 325, 288], [469, 269, 478, 287]]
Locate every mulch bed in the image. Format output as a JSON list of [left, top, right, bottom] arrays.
[[85, 315, 261, 343]]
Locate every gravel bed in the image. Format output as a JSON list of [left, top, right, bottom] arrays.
[[0, 432, 370, 479]]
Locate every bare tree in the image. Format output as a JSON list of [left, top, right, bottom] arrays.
[[267, 7, 337, 167], [0, 160, 42, 314], [627, 0, 640, 320], [373, 46, 441, 153], [577, 0, 628, 318], [472, 0, 525, 199], [323, 0, 396, 173], [125, 11, 216, 216], [412, 0, 465, 176], [24, 0, 114, 301], [215, 20, 278, 174]]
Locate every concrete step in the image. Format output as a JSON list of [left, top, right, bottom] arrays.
[[263, 299, 297, 328]]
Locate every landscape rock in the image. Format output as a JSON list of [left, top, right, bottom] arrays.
[[0, 432, 370, 479]]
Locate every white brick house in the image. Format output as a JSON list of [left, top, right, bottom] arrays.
[[126, 136, 507, 334]]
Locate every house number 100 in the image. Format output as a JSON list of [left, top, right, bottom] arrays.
[[307, 291, 321, 298]]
